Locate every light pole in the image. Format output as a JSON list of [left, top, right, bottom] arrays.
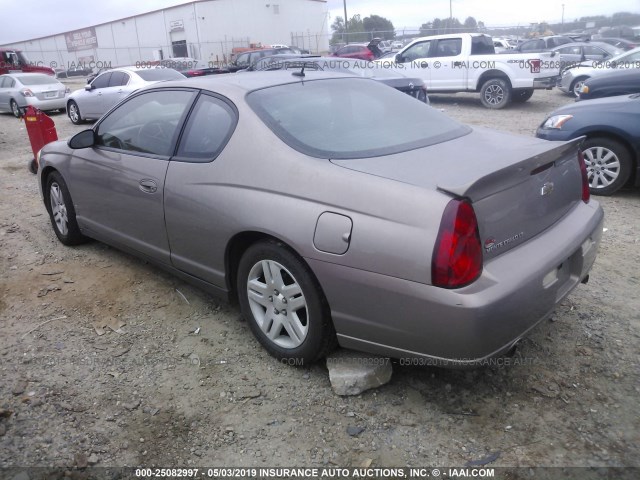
[[561, 4, 565, 33], [449, 0, 453, 33], [343, 0, 349, 44]]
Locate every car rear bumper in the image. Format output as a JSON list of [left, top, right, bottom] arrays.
[[21, 96, 67, 111], [308, 201, 604, 366], [533, 75, 560, 89]]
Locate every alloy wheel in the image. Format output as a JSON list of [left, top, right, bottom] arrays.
[[584, 146, 620, 189], [246, 259, 308, 349], [49, 182, 68, 235]]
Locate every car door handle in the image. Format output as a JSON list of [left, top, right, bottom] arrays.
[[139, 179, 157, 193]]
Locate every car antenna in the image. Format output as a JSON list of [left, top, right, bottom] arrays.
[[292, 63, 306, 78]]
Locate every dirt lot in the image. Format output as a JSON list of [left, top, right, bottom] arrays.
[[1, 80, 639, 476]]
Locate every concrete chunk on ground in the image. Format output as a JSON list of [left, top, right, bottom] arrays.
[[326, 349, 392, 396]]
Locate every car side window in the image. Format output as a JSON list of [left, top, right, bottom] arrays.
[[0, 76, 7, 88], [175, 94, 237, 162], [433, 38, 462, 57], [235, 53, 249, 67], [108, 71, 129, 87], [583, 46, 605, 56], [91, 72, 112, 89], [95, 90, 196, 157], [401, 41, 431, 62], [521, 40, 543, 52]]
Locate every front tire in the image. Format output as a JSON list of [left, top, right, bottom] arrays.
[[67, 101, 84, 125], [45, 172, 86, 245], [237, 240, 336, 364], [570, 76, 588, 97], [480, 78, 512, 109], [582, 138, 633, 196]]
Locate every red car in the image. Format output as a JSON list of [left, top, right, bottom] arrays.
[[0, 49, 55, 76], [331, 39, 382, 61]]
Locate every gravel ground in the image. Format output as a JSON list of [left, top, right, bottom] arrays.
[[1, 80, 639, 475]]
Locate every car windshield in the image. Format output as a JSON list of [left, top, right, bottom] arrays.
[[247, 78, 469, 159], [16, 75, 58, 85], [607, 47, 640, 63], [135, 68, 185, 81]]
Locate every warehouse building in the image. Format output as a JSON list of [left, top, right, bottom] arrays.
[[1, 0, 329, 70]]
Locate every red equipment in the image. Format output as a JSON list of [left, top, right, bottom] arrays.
[[22, 106, 58, 174]]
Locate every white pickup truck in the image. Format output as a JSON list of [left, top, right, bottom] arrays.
[[379, 33, 560, 109]]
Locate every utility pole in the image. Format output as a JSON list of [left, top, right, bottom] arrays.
[[343, 0, 349, 44], [449, 0, 453, 33], [561, 4, 565, 33]]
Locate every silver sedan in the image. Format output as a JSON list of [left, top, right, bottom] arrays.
[[66, 66, 185, 124], [37, 72, 603, 367], [0, 73, 69, 117]]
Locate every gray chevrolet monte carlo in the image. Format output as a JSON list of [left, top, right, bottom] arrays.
[[37, 71, 604, 367]]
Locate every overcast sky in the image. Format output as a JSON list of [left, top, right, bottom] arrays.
[[1, 0, 639, 44]]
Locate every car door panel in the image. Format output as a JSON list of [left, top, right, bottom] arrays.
[[97, 71, 130, 116], [163, 93, 238, 285], [82, 72, 111, 117], [429, 38, 464, 90], [67, 89, 197, 263], [69, 148, 172, 262]]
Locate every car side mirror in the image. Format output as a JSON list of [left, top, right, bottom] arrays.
[[395, 53, 404, 63], [68, 129, 96, 149], [84, 84, 93, 91]]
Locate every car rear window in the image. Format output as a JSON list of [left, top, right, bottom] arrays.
[[135, 68, 185, 81], [247, 78, 469, 159], [16, 75, 59, 85]]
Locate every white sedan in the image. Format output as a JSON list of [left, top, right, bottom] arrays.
[[0, 73, 69, 117], [66, 66, 185, 124]]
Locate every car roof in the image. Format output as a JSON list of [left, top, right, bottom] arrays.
[[141, 70, 359, 97], [551, 41, 613, 49]]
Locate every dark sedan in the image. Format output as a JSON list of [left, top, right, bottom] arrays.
[[537, 93, 640, 195], [597, 37, 639, 51], [250, 55, 429, 103], [579, 69, 640, 100]]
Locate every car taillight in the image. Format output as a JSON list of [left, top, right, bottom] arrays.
[[20, 89, 34, 97], [187, 70, 204, 76], [578, 151, 590, 203], [432, 199, 483, 289]]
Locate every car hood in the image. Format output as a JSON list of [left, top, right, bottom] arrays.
[[551, 92, 640, 114]]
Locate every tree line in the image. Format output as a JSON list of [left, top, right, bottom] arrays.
[[331, 11, 640, 45]]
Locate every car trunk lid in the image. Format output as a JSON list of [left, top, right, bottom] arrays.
[[331, 127, 584, 259]]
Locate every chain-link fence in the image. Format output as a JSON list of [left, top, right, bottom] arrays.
[[6, 36, 330, 73]]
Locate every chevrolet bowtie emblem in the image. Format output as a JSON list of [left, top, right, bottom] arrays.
[[541, 182, 554, 196]]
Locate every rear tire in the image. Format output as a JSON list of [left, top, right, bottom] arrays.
[[480, 78, 512, 109], [582, 137, 633, 196], [45, 171, 87, 245], [237, 240, 336, 364], [67, 101, 84, 125], [10, 100, 20, 118]]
